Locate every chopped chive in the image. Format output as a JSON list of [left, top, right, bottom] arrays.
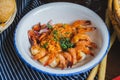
[[59, 37, 74, 51], [47, 23, 53, 29], [62, 24, 66, 28], [53, 30, 59, 41], [53, 30, 58, 36], [41, 42, 48, 49]]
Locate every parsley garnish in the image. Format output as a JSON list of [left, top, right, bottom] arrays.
[[65, 32, 70, 35], [53, 30, 58, 36], [62, 24, 66, 28], [53, 30, 58, 41], [42, 42, 48, 49], [47, 23, 53, 29], [59, 37, 74, 51]]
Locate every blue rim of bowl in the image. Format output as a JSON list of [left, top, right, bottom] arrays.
[[14, 2, 110, 76]]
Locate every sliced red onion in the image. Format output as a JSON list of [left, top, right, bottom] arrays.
[[47, 19, 53, 25], [39, 28, 49, 34]]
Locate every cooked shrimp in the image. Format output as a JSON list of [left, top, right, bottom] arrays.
[[76, 45, 92, 55], [72, 20, 91, 28], [30, 45, 40, 55], [68, 48, 77, 65], [44, 53, 56, 66], [39, 54, 49, 65], [49, 54, 60, 67], [63, 52, 73, 68], [40, 53, 59, 68], [32, 47, 46, 60], [32, 23, 41, 31], [28, 30, 47, 60], [72, 34, 91, 43], [58, 53, 66, 69], [77, 52, 86, 62], [28, 30, 40, 46], [76, 40, 97, 49], [77, 27, 96, 33], [75, 41, 95, 55]]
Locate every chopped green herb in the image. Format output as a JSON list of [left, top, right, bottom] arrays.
[[61, 44, 67, 50], [59, 37, 74, 51], [41, 42, 48, 49], [47, 23, 53, 29], [62, 24, 66, 28], [53, 30, 58, 36], [60, 33, 64, 38], [53, 30, 58, 41], [53, 38, 58, 41], [65, 32, 70, 34]]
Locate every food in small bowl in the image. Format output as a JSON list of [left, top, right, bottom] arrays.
[[14, 2, 110, 76], [0, 0, 17, 33], [28, 20, 97, 69]]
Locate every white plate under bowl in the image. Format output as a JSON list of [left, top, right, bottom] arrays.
[[14, 2, 110, 76]]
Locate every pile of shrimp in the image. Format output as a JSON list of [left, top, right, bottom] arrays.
[[28, 20, 97, 69]]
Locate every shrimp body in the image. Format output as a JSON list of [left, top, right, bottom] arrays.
[[49, 55, 59, 68], [63, 52, 73, 68], [77, 52, 86, 62], [75, 40, 97, 56], [68, 48, 77, 65], [72, 20, 91, 28], [44, 53, 56, 66], [72, 34, 91, 43], [58, 53, 66, 69], [30, 45, 46, 60]]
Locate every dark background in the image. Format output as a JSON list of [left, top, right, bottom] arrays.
[[44, 0, 120, 79]]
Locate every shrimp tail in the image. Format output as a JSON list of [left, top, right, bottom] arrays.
[[28, 30, 37, 45], [89, 42, 97, 49], [90, 53, 94, 56], [32, 23, 41, 31], [28, 29, 43, 45], [67, 61, 73, 68], [44, 53, 55, 66]]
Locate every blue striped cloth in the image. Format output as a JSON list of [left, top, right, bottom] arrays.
[[0, 0, 95, 80]]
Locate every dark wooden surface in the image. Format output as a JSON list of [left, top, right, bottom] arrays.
[[106, 39, 120, 80], [44, 0, 120, 79]]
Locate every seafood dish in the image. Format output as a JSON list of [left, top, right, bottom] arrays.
[[28, 20, 97, 69]]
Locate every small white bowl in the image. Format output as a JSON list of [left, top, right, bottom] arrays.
[[14, 2, 110, 76]]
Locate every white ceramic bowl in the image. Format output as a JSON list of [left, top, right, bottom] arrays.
[[14, 2, 110, 76]]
